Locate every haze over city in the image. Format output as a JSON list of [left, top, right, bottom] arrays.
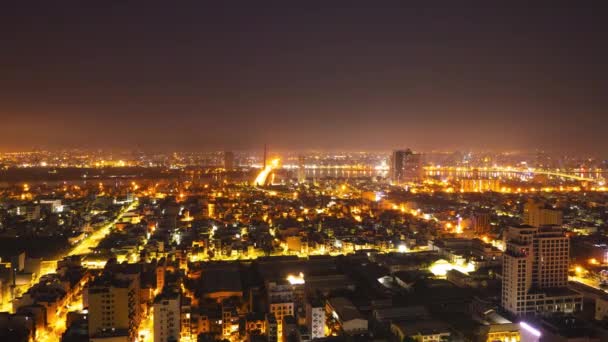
[[3, 3, 608, 342], [1, 3, 608, 154]]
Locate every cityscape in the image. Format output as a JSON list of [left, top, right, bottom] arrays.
[[2, 148, 608, 342], [2, 3, 608, 342]]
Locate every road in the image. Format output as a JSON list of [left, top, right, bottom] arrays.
[[38, 289, 83, 342], [69, 200, 139, 256], [570, 275, 607, 292], [137, 307, 154, 342], [36, 200, 138, 341]]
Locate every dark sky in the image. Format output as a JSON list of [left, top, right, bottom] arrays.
[[1, 2, 607, 154]]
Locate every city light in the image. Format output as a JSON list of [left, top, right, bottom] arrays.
[[254, 158, 281, 186], [2, 5, 608, 341], [429, 259, 475, 277], [0, 150, 604, 341], [286, 272, 305, 285], [520, 322, 541, 337]]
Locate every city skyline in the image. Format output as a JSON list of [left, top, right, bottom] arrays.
[[3, 5, 608, 341], [1, 3, 608, 154]]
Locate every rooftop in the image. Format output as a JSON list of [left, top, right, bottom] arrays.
[[328, 297, 365, 322], [392, 320, 451, 336]]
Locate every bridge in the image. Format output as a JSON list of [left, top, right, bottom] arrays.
[[424, 166, 605, 184], [254, 158, 280, 186]]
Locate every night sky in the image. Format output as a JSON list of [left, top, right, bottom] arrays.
[[1, 3, 607, 154]]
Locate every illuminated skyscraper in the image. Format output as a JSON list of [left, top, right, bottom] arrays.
[[390, 149, 423, 184], [224, 151, 234, 171], [502, 225, 582, 316], [297, 155, 306, 183]]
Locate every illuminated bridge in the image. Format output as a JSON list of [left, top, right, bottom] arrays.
[[254, 158, 280, 186], [424, 166, 605, 184]]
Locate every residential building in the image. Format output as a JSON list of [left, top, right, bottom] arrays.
[[305, 299, 325, 339], [390, 149, 423, 184], [501, 225, 582, 316], [87, 276, 141, 341], [326, 297, 367, 335], [153, 290, 181, 342], [523, 199, 563, 227]]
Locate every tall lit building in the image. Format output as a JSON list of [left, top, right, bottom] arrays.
[[297, 155, 306, 183], [502, 225, 582, 316], [224, 151, 235, 171], [472, 211, 491, 234], [390, 149, 423, 184], [153, 290, 181, 342], [87, 276, 141, 341], [523, 199, 563, 227]]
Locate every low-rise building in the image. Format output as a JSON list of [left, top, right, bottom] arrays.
[[326, 297, 368, 335], [390, 320, 451, 342]]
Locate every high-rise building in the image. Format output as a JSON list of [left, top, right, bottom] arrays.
[[523, 199, 563, 227], [472, 211, 492, 234], [390, 149, 423, 184], [153, 290, 181, 342], [224, 151, 234, 171], [297, 155, 306, 183], [87, 275, 141, 341], [501, 225, 582, 316]]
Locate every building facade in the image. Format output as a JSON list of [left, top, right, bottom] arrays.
[[502, 225, 582, 316], [523, 199, 563, 227], [390, 149, 423, 185], [153, 291, 181, 342], [87, 277, 141, 341], [224, 151, 234, 171], [472, 211, 492, 234], [305, 300, 325, 339], [297, 155, 306, 183]]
